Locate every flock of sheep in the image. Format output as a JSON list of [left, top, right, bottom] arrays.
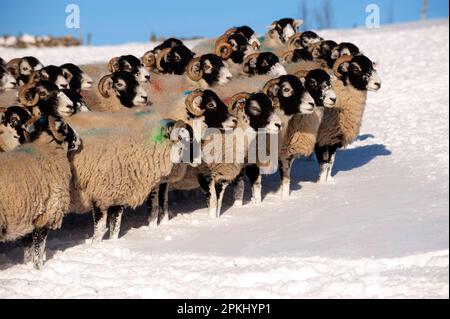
[[0, 18, 381, 269]]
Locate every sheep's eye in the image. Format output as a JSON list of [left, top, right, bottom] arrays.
[[174, 54, 181, 62], [116, 83, 124, 88], [262, 61, 268, 67], [39, 91, 47, 97], [23, 67, 29, 71], [204, 64, 211, 71], [135, 71, 140, 76], [206, 101, 215, 109], [283, 88, 290, 93]]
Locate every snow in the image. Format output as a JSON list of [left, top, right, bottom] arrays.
[[0, 39, 203, 65], [0, 19, 449, 299]]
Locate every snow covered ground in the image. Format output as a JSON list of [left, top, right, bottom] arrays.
[[0, 19, 448, 299]]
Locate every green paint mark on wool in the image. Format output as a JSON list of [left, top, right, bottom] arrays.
[[13, 146, 41, 158], [151, 127, 166, 144], [134, 110, 152, 117]]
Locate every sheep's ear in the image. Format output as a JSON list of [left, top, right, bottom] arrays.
[[6, 58, 21, 77], [63, 69, 73, 81], [121, 60, 133, 72], [331, 48, 340, 59], [293, 19, 303, 30], [266, 22, 277, 31], [40, 69, 49, 80], [338, 62, 349, 75], [350, 62, 362, 74]]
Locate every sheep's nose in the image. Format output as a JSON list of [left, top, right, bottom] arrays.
[[330, 97, 336, 103], [232, 118, 238, 125], [275, 123, 281, 129], [61, 84, 68, 89], [142, 96, 148, 102], [145, 75, 150, 81], [309, 102, 315, 108], [374, 82, 381, 89], [226, 76, 232, 80], [11, 82, 17, 86]]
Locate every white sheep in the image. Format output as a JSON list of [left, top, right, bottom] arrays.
[[0, 112, 80, 269], [314, 54, 381, 183], [66, 111, 193, 242]]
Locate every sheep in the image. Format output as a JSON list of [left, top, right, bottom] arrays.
[[28, 65, 70, 89], [275, 69, 337, 198], [168, 88, 285, 219], [153, 45, 196, 75], [6, 56, 44, 86], [0, 106, 35, 152], [192, 26, 258, 60], [0, 58, 17, 91], [66, 111, 194, 242], [239, 52, 287, 78], [142, 38, 185, 70], [261, 18, 303, 52], [147, 88, 240, 225], [107, 55, 151, 83], [315, 54, 381, 183], [140, 53, 233, 105], [232, 74, 318, 203], [0, 110, 80, 269], [79, 71, 149, 112], [285, 31, 323, 52], [17, 81, 77, 117], [60, 63, 94, 92]]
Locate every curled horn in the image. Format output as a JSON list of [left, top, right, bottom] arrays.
[[107, 57, 120, 72], [287, 33, 303, 51], [242, 52, 260, 74], [6, 58, 22, 77], [98, 74, 113, 98], [142, 50, 156, 68], [215, 38, 233, 60], [186, 56, 203, 82], [23, 114, 41, 142], [332, 55, 353, 77], [223, 27, 238, 37], [228, 92, 250, 113], [48, 116, 66, 142], [155, 47, 172, 73], [294, 69, 309, 79], [262, 78, 281, 108], [18, 84, 40, 107], [184, 89, 205, 116], [281, 50, 295, 64]]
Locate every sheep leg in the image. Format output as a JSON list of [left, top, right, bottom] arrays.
[[215, 181, 229, 218], [32, 228, 48, 270], [108, 206, 123, 240], [316, 144, 338, 183], [233, 168, 245, 207], [92, 207, 108, 243], [246, 164, 262, 205], [198, 175, 217, 219], [22, 233, 33, 264], [158, 183, 170, 223], [279, 156, 294, 199], [147, 188, 159, 228]]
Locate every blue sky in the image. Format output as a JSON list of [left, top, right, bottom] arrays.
[[0, 0, 448, 45]]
